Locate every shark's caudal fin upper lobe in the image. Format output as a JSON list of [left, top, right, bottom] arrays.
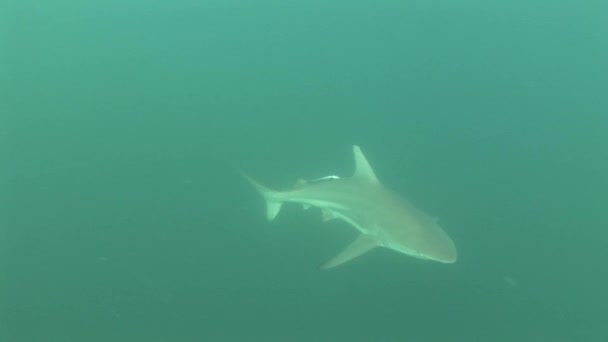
[[241, 173, 284, 221]]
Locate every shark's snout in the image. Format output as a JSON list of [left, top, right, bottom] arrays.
[[424, 238, 458, 264]]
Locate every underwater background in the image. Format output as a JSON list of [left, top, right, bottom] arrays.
[[2, 0, 607, 341]]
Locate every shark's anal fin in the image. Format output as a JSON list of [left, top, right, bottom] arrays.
[[320, 234, 378, 270]]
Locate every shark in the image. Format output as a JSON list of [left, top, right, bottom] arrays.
[[243, 145, 457, 269]]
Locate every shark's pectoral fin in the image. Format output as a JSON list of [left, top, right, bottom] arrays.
[[265, 200, 283, 220], [320, 234, 378, 270]]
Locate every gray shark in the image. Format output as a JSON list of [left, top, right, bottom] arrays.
[[243, 145, 457, 269]]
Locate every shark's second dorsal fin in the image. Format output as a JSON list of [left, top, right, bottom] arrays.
[[353, 145, 379, 183], [294, 178, 308, 188]]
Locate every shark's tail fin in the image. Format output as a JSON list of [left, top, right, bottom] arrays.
[[241, 173, 284, 221]]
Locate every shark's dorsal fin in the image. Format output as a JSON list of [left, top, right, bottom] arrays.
[[353, 145, 379, 183], [320, 234, 378, 269]]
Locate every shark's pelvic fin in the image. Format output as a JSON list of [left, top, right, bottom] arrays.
[[352, 145, 379, 184], [242, 173, 284, 221], [321, 209, 337, 222], [320, 234, 378, 269]]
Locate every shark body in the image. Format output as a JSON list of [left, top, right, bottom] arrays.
[[244, 145, 457, 269]]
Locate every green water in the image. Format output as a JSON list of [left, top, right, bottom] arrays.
[[2, 0, 607, 341]]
